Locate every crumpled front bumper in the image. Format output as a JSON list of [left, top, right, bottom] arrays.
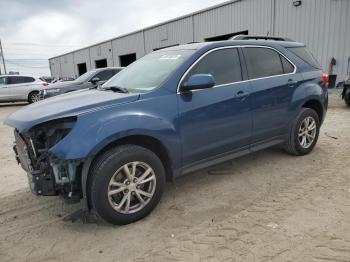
[[13, 131, 57, 196], [38, 89, 62, 100]]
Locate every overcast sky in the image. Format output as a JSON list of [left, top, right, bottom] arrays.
[[0, 0, 228, 77]]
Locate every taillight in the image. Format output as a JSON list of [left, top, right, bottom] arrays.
[[322, 72, 329, 88], [42, 82, 48, 87]]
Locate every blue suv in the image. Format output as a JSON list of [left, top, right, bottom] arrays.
[[5, 36, 328, 225]]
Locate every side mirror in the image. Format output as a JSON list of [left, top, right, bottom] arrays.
[[180, 74, 215, 92], [90, 77, 100, 84], [97, 80, 107, 86], [96, 80, 107, 89]]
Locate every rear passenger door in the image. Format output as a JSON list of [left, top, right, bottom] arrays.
[[9, 76, 36, 100], [242, 46, 302, 145], [178, 47, 252, 168]]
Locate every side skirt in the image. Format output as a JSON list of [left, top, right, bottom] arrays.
[[178, 136, 286, 178]]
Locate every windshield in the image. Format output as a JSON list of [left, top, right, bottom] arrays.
[[101, 50, 193, 93], [75, 70, 97, 82]]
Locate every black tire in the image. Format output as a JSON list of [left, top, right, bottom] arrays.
[[344, 91, 350, 106], [284, 108, 320, 156], [28, 91, 40, 103], [89, 145, 165, 225]]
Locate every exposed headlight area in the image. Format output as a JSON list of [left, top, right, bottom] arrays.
[[39, 89, 61, 100], [29, 116, 77, 149], [13, 117, 82, 201]]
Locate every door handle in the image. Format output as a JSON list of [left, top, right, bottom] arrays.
[[234, 90, 250, 101], [287, 79, 297, 87]]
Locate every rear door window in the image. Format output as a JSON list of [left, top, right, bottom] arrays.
[[185, 48, 242, 86], [243, 47, 285, 79], [287, 46, 320, 68], [8, 76, 23, 84]]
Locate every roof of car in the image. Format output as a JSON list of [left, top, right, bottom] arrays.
[[0, 75, 39, 78], [157, 39, 304, 52], [94, 67, 124, 71]]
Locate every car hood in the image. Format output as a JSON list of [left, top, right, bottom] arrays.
[[4, 89, 140, 133], [47, 80, 83, 89]]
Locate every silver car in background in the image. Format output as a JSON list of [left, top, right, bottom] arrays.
[[0, 75, 48, 103]]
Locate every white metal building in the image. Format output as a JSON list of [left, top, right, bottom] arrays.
[[49, 0, 350, 82]]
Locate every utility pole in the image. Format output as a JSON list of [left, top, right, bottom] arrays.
[[0, 39, 7, 75]]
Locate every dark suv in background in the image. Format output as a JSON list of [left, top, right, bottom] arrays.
[[5, 36, 328, 225], [40, 67, 123, 99]]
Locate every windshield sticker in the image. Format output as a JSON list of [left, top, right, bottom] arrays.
[[159, 55, 182, 60]]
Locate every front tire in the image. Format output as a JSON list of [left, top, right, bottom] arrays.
[[89, 145, 165, 225], [284, 108, 320, 156]]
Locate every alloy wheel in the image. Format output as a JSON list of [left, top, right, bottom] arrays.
[[298, 116, 317, 148], [107, 161, 156, 214], [30, 93, 41, 103]]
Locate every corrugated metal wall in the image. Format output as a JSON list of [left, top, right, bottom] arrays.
[[144, 16, 193, 52], [59, 54, 75, 78], [49, 0, 350, 81], [73, 48, 92, 76], [275, 0, 350, 80], [89, 41, 114, 69], [112, 32, 145, 66], [49, 58, 61, 78], [193, 0, 273, 41]]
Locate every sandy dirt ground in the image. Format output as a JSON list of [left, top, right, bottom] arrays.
[[0, 91, 350, 262]]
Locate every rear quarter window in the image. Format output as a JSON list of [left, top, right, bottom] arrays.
[[22, 77, 35, 83], [287, 46, 320, 69], [8, 76, 22, 84]]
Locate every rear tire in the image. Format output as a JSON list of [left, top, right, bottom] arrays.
[[284, 108, 320, 156], [89, 145, 165, 225], [28, 91, 40, 103], [344, 91, 350, 106]]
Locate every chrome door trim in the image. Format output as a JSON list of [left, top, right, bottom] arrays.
[[177, 45, 297, 94]]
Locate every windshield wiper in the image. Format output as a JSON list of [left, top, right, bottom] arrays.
[[102, 86, 129, 93]]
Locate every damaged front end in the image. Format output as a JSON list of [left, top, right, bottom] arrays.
[[13, 116, 83, 203]]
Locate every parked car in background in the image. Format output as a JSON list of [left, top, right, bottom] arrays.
[[5, 37, 328, 225], [341, 75, 350, 106], [39, 76, 55, 83], [39, 67, 123, 99], [0, 75, 48, 103]]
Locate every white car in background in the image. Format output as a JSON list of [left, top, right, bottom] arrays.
[[0, 75, 48, 103]]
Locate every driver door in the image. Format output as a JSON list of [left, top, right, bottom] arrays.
[[177, 47, 252, 170]]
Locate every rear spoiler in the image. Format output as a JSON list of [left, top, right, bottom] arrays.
[[230, 35, 295, 42]]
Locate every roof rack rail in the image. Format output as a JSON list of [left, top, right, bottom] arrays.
[[230, 35, 294, 42]]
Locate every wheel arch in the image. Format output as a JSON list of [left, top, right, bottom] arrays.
[[91, 135, 173, 181], [301, 99, 324, 123], [27, 90, 40, 102]]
